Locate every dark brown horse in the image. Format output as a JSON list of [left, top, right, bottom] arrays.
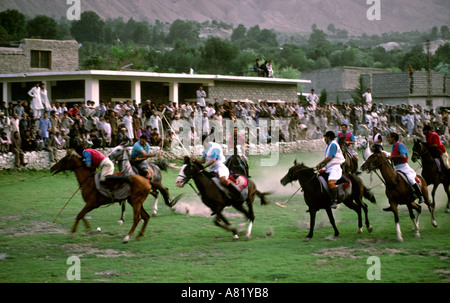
[[175, 156, 270, 241], [50, 151, 154, 243], [338, 137, 359, 174], [411, 139, 450, 212], [280, 160, 376, 241], [361, 150, 438, 242]]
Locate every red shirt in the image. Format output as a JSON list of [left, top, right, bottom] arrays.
[[425, 132, 446, 154]]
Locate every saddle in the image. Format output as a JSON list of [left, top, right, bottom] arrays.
[[396, 171, 422, 198], [94, 173, 131, 201], [212, 174, 249, 201], [318, 173, 352, 202]]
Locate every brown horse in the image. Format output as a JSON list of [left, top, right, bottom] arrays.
[[361, 151, 437, 242], [280, 160, 376, 241], [411, 139, 450, 212], [50, 151, 153, 243], [338, 137, 359, 175]]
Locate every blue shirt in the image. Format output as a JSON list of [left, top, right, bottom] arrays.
[[131, 141, 150, 161], [325, 141, 337, 158]]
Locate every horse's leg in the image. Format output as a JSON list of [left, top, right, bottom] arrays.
[[123, 201, 142, 243], [152, 193, 159, 216], [422, 186, 438, 227], [304, 209, 316, 242], [343, 199, 363, 234], [137, 206, 150, 240], [407, 202, 421, 238], [71, 203, 96, 236], [325, 207, 339, 239], [361, 201, 373, 233], [233, 200, 255, 240], [444, 182, 450, 213], [118, 201, 126, 225], [214, 212, 239, 241], [391, 203, 403, 242]]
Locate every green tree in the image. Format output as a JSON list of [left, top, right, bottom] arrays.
[[167, 19, 199, 46], [231, 24, 246, 42], [70, 11, 105, 43], [351, 76, 368, 105], [0, 9, 26, 41], [26, 15, 58, 39], [201, 37, 238, 74]]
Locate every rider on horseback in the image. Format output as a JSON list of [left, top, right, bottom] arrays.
[[316, 131, 346, 208], [74, 143, 115, 184], [387, 132, 425, 203], [130, 135, 161, 178], [423, 125, 450, 172], [193, 135, 244, 203], [338, 124, 359, 164]]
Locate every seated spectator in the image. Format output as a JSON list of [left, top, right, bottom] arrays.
[[0, 132, 11, 153]]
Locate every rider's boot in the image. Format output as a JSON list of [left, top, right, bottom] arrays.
[[329, 187, 339, 209], [226, 182, 245, 203], [412, 183, 425, 204]]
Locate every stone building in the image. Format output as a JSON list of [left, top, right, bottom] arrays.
[[361, 71, 450, 110], [0, 39, 79, 74], [0, 39, 308, 107]]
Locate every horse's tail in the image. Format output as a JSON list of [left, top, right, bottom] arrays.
[[149, 181, 171, 206], [152, 159, 169, 171], [256, 190, 272, 206], [347, 174, 376, 204], [363, 186, 376, 204]]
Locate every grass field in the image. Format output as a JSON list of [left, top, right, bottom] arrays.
[[0, 146, 449, 285]]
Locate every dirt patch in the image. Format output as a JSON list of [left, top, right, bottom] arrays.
[[314, 243, 406, 260], [0, 220, 66, 237], [173, 199, 244, 219], [62, 243, 135, 258]]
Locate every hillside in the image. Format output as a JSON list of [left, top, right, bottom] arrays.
[[0, 0, 448, 35]]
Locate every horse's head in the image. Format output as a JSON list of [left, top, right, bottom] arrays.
[[361, 150, 387, 173], [356, 137, 368, 151], [411, 139, 426, 163], [50, 150, 81, 175], [108, 145, 125, 161], [280, 159, 312, 186], [175, 156, 203, 188]]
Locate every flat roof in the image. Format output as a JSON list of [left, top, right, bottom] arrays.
[[0, 70, 310, 85]]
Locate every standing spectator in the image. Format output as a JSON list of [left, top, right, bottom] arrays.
[[253, 59, 263, 76], [109, 110, 119, 146], [14, 100, 25, 118], [362, 88, 372, 108], [19, 113, 30, 137], [49, 111, 61, 135], [28, 82, 43, 119], [266, 60, 274, 78], [307, 89, 318, 111], [46, 132, 59, 163], [11, 131, 27, 168], [0, 112, 11, 140], [196, 86, 207, 108], [38, 112, 52, 148], [132, 112, 142, 140], [123, 111, 134, 142], [40, 83, 51, 114]]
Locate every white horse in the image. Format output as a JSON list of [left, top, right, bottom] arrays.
[[108, 144, 180, 221], [357, 136, 390, 187]]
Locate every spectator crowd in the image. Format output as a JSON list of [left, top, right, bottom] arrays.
[[1, 84, 449, 168]]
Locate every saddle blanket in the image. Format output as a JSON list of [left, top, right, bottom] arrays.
[[212, 175, 249, 200], [94, 173, 131, 201], [318, 174, 352, 201]]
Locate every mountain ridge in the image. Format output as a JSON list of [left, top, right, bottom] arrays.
[[0, 0, 448, 35]]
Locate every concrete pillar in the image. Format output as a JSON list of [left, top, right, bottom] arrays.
[[2, 82, 11, 106], [131, 80, 141, 104], [169, 82, 179, 106], [85, 78, 100, 106]]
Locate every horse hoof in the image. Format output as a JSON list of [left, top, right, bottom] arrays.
[[432, 220, 438, 227], [232, 235, 239, 242], [415, 233, 421, 239], [397, 237, 404, 243], [123, 235, 130, 243], [324, 235, 338, 241], [357, 228, 363, 234], [117, 220, 123, 225], [303, 237, 312, 242], [445, 208, 450, 213], [368, 226, 373, 233]]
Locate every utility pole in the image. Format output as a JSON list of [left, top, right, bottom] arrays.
[[426, 40, 432, 109]]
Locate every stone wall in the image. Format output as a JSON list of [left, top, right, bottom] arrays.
[[0, 39, 79, 74], [208, 80, 299, 103]]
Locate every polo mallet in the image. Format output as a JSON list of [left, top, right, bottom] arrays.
[[53, 186, 81, 223], [275, 186, 302, 208]]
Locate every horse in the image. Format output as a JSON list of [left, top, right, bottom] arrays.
[[50, 151, 156, 243], [175, 156, 271, 241], [280, 160, 376, 241], [411, 139, 450, 212], [356, 136, 391, 187], [338, 137, 359, 174], [361, 150, 438, 242], [107, 144, 181, 222]]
